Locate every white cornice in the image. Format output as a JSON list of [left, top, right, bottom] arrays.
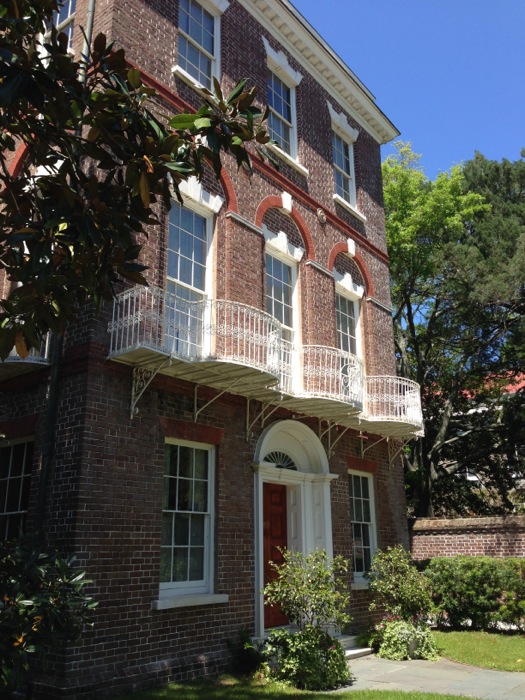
[[240, 0, 399, 144]]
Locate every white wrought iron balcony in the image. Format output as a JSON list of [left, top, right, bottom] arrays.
[[107, 286, 422, 435], [0, 335, 52, 380], [108, 285, 284, 397], [360, 376, 423, 437], [273, 345, 364, 421]]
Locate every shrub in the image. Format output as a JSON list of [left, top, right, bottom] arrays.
[[264, 627, 350, 690], [366, 545, 434, 621], [0, 539, 97, 694], [263, 548, 351, 690], [263, 548, 351, 633], [498, 558, 525, 631], [425, 556, 505, 630], [372, 618, 439, 661]]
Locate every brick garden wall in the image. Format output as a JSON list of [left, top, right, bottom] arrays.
[[411, 516, 525, 560]]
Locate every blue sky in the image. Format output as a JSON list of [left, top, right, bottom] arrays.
[[292, 0, 524, 179]]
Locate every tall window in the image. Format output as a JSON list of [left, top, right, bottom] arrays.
[[177, 0, 219, 89], [348, 471, 376, 582], [336, 293, 358, 356], [161, 442, 214, 595], [52, 0, 76, 52], [333, 131, 356, 208], [0, 441, 33, 541], [166, 202, 209, 357], [265, 254, 294, 344], [267, 70, 294, 156]]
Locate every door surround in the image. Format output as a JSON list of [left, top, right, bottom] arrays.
[[252, 420, 338, 636]]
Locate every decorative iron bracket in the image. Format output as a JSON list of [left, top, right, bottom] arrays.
[[360, 432, 387, 458], [388, 438, 408, 469], [321, 422, 353, 457], [131, 358, 171, 419], [245, 398, 283, 441], [193, 379, 242, 423]]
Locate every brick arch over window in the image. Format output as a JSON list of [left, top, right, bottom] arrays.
[[255, 196, 314, 260], [327, 242, 374, 298]]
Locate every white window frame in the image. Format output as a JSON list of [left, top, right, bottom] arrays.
[[156, 439, 228, 610], [263, 227, 304, 394], [334, 268, 364, 358], [328, 103, 365, 221], [263, 37, 307, 176], [173, 0, 229, 90], [347, 469, 377, 587], [165, 179, 223, 357], [0, 439, 33, 542]]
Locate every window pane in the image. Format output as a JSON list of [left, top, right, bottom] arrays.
[[161, 444, 211, 587], [174, 513, 190, 545]]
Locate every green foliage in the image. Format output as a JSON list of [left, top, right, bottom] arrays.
[[0, 538, 97, 692], [498, 558, 525, 631], [0, 1, 274, 358], [383, 142, 525, 517], [264, 628, 350, 691], [432, 630, 525, 673], [371, 619, 439, 661], [425, 556, 506, 630], [366, 545, 434, 621], [227, 629, 265, 677], [262, 549, 351, 691], [263, 548, 351, 633]]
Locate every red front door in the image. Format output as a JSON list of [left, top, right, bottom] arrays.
[[263, 482, 288, 628]]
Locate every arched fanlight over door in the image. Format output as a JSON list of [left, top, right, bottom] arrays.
[[264, 451, 296, 470]]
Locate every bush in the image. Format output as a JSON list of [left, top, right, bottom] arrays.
[[263, 549, 351, 690], [371, 618, 439, 661], [265, 627, 350, 690], [425, 556, 505, 630], [0, 539, 97, 694], [366, 545, 434, 621], [263, 548, 351, 633], [498, 558, 525, 631]]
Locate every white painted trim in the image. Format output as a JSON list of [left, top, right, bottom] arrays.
[[177, 177, 224, 214], [334, 271, 364, 300], [244, 0, 399, 144], [152, 594, 229, 610], [333, 193, 367, 223], [266, 142, 309, 176], [347, 469, 378, 585], [263, 226, 305, 263], [328, 102, 359, 143], [199, 0, 230, 15], [262, 36, 303, 87]]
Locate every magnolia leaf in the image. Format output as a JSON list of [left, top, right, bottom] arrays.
[[15, 331, 29, 359], [127, 68, 142, 89], [139, 171, 150, 208], [169, 114, 199, 129]]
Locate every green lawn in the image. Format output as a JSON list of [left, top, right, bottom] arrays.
[[110, 676, 478, 700], [432, 629, 525, 672]]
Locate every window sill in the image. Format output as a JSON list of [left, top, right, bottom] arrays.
[[267, 143, 309, 178], [152, 593, 229, 610], [333, 193, 367, 223], [172, 64, 210, 93]]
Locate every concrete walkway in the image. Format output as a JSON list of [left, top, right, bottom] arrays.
[[342, 655, 525, 699]]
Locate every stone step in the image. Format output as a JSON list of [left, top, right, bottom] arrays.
[[336, 634, 373, 659]]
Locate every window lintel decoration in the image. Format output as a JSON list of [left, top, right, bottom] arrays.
[[263, 226, 304, 262], [173, 177, 224, 214], [328, 102, 359, 143], [334, 270, 364, 299], [262, 37, 303, 87], [199, 0, 230, 15]]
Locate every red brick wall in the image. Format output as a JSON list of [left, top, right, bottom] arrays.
[[411, 517, 525, 560]]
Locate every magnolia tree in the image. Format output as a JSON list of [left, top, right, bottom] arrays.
[[0, 0, 274, 359]]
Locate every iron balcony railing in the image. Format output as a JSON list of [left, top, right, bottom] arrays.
[[108, 285, 283, 375], [365, 376, 423, 430], [300, 345, 364, 410], [108, 286, 422, 428]]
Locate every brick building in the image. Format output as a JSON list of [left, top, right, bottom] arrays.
[[0, 1, 423, 697]]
